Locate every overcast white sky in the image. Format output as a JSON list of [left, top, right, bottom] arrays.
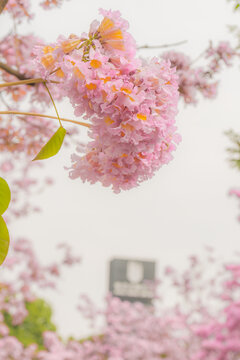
[[1, 0, 240, 338]]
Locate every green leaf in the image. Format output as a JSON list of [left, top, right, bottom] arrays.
[[235, 3, 240, 9], [0, 215, 10, 265], [33, 127, 66, 161], [0, 177, 11, 215]]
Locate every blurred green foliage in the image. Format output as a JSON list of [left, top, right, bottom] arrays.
[[3, 298, 56, 349], [229, 0, 240, 11], [226, 130, 240, 170]]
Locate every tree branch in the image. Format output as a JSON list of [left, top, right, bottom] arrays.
[[0, 0, 8, 14], [0, 77, 46, 88], [0, 61, 35, 84], [137, 40, 187, 50]]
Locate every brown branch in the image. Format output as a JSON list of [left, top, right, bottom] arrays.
[[0, 61, 36, 85], [0, 0, 8, 14], [137, 40, 187, 50], [0, 63, 60, 88]]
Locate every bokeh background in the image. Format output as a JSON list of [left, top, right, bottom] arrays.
[[1, 0, 240, 338]]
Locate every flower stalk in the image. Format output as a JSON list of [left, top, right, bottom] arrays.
[[0, 111, 90, 128]]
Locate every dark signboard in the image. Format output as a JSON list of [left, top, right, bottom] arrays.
[[109, 258, 156, 305]]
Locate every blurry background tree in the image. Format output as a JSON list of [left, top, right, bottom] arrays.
[[3, 299, 56, 349]]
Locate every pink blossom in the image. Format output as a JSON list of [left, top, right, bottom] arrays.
[[207, 41, 237, 71], [33, 10, 180, 191], [161, 51, 218, 104], [3, 0, 33, 21]]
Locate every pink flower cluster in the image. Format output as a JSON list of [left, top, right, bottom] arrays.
[[0, 34, 38, 77], [40, 0, 69, 9], [3, 0, 70, 21], [0, 34, 64, 105], [33, 9, 180, 192], [0, 238, 80, 334], [0, 338, 37, 360], [3, 0, 33, 21], [0, 112, 55, 155], [1, 242, 240, 360], [0, 32, 79, 219], [35, 296, 191, 360], [192, 262, 240, 360], [162, 41, 239, 105], [161, 51, 218, 104], [206, 41, 238, 72]]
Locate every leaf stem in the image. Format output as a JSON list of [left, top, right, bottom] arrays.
[[0, 111, 90, 128], [44, 82, 62, 127]]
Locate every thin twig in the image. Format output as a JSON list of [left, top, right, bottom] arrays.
[[0, 78, 59, 88], [0, 111, 91, 128], [137, 40, 187, 50], [0, 77, 44, 87], [49, 67, 61, 76], [0, 63, 60, 87], [0, 93, 11, 110]]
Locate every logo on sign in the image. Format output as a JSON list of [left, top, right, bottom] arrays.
[[126, 261, 144, 284]]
